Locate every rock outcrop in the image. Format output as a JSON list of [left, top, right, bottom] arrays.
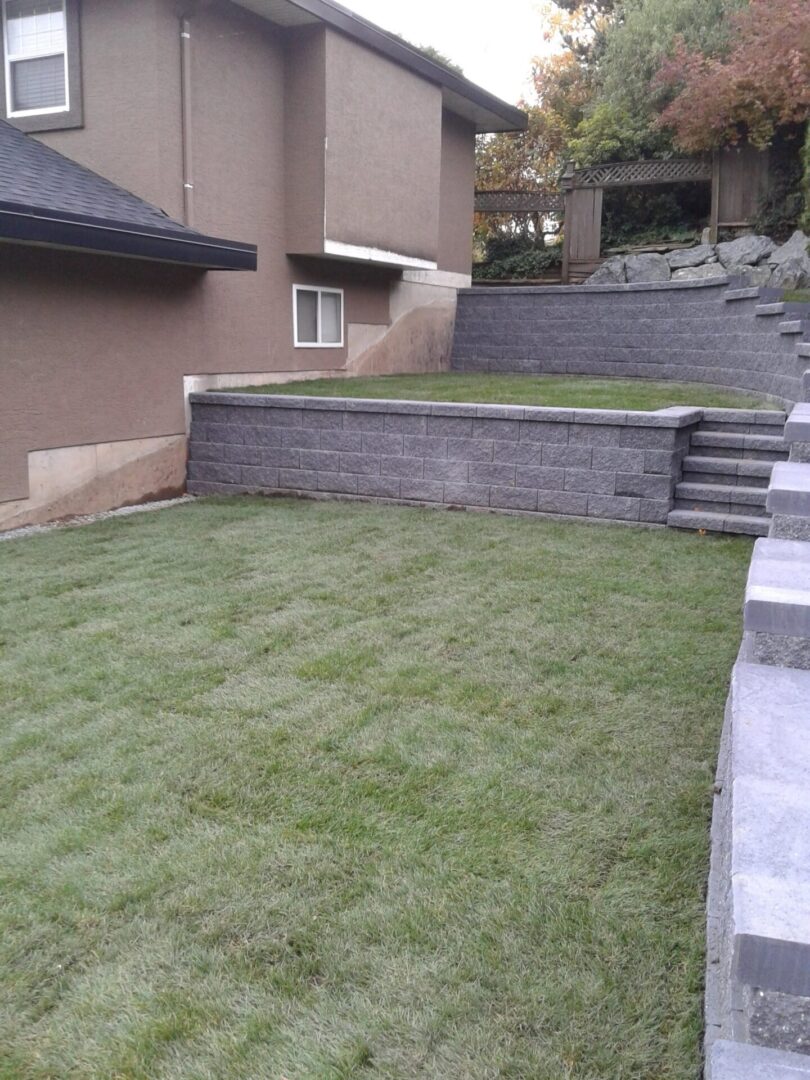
[[585, 230, 810, 289]]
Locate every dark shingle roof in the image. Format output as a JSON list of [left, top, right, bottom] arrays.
[[0, 118, 195, 232], [0, 120, 256, 270]]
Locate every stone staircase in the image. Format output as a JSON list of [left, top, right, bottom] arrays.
[[668, 408, 789, 536]]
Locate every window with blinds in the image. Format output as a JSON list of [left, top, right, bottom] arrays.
[[3, 0, 68, 116]]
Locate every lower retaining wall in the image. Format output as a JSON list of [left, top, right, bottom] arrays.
[[187, 393, 701, 524]]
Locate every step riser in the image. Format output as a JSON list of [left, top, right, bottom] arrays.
[[683, 471, 770, 489], [687, 447, 788, 462], [698, 423, 786, 436], [667, 510, 770, 536]]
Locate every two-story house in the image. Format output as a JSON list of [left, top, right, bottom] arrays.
[[0, 0, 524, 530]]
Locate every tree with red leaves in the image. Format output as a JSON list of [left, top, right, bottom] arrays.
[[655, 0, 810, 152]]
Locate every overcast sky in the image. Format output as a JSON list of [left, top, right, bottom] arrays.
[[343, 0, 549, 106]]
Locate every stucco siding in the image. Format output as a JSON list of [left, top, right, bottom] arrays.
[[439, 111, 476, 275], [323, 30, 442, 263]]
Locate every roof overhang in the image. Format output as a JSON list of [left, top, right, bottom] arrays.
[[234, 0, 527, 133], [0, 200, 258, 270]]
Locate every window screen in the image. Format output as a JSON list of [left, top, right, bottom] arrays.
[[295, 289, 319, 345]]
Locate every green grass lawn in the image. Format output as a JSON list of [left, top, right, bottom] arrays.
[[225, 373, 778, 412], [0, 497, 752, 1079]]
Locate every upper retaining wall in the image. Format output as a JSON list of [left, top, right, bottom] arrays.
[[451, 279, 808, 406], [187, 393, 700, 526]]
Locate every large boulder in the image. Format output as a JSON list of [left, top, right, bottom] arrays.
[[768, 229, 810, 267], [585, 255, 626, 285], [765, 230, 810, 289], [667, 243, 715, 270], [716, 234, 775, 268], [624, 252, 671, 283], [672, 262, 728, 281], [725, 263, 772, 287]]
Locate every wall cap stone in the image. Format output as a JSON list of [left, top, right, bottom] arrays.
[[767, 462, 810, 517], [458, 278, 730, 296], [744, 538, 810, 638], [711, 1039, 810, 1079]]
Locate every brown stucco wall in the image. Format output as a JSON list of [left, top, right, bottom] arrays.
[[2, 0, 480, 524], [323, 31, 442, 263], [439, 112, 476, 274]]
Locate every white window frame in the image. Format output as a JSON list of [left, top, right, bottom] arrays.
[[2, 0, 69, 119], [293, 285, 344, 349]]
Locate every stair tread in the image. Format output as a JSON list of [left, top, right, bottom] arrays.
[[691, 431, 786, 450], [755, 302, 786, 316], [667, 509, 770, 536]]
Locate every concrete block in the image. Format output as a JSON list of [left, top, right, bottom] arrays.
[[493, 440, 545, 466], [303, 409, 343, 430], [431, 401, 477, 418], [473, 418, 520, 441], [240, 465, 279, 489], [615, 472, 673, 500], [278, 468, 317, 490], [343, 411, 386, 432], [427, 415, 474, 438], [263, 407, 303, 428], [357, 475, 401, 499], [587, 494, 641, 521], [300, 449, 340, 472], [646, 449, 681, 475], [542, 444, 594, 469], [320, 430, 363, 453], [591, 448, 646, 472], [362, 432, 404, 456], [443, 483, 490, 507], [384, 413, 427, 435], [282, 428, 322, 450], [380, 455, 424, 479], [772, 514, 810, 542], [569, 424, 621, 448], [224, 444, 262, 466], [261, 447, 301, 469], [620, 426, 674, 449], [403, 435, 448, 459], [565, 469, 615, 495], [490, 486, 538, 511], [475, 404, 525, 420], [744, 539, 810, 639], [424, 459, 468, 483], [340, 453, 381, 476], [732, 776, 810, 997], [519, 420, 570, 444], [515, 466, 565, 490], [468, 462, 516, 487], [188, 441, 226, 463], [730, 662, 810, 788], [710, 1040, 810, 1079], [447, 437, 495, 462], [318, 472, 358, 494], [785, 406, 810, 445], [639, 499, 671, 524], [767, 463, 810, 517], [536, 490, 588, 516], [187, 461, 241, 485], [400, 478, 445, 503]]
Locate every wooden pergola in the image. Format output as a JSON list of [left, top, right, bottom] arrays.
[[475, 144, 770, 284]]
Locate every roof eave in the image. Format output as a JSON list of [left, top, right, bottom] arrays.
[[0, 201, 258, 270], [236, 0, 527, 133]]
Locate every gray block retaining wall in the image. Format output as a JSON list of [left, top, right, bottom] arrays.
[[187, 393, 701, 524], [706, 406, 810, 1079], [451, 279, 807, 405]]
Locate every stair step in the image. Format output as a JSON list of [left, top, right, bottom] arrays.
[[682, 456, 776, 478], [780, 320, 804, 334], [724, 287, 761, 301], [676, 482, 768, 508], [755, 302, 786, 316], [667, 509, 770, 536], [691, 431, 787, 453], [799, 343, 810, 358]]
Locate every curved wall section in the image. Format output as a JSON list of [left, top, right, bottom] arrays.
[[451, 280, 809, 406]]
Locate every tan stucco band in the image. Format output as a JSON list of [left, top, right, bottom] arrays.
[[0, 435, 187, 533]]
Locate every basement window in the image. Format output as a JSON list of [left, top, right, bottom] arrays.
[[1, 0, 82, 131], [293, 285, 344, 348]]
